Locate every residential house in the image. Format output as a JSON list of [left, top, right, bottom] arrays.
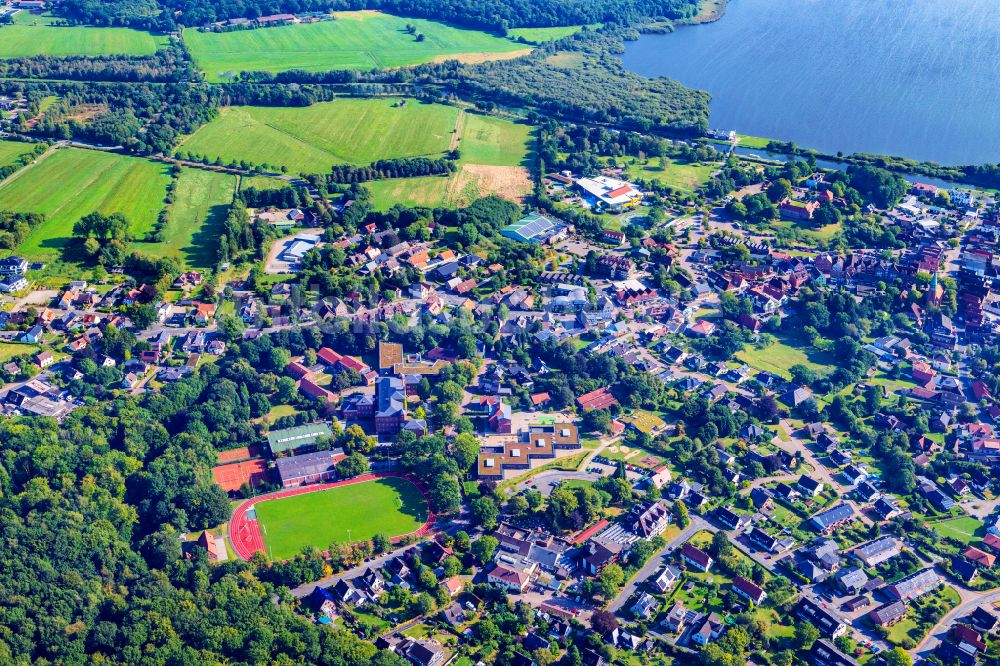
[[885, 568, 941, 601], [680, 543, 713, 572]]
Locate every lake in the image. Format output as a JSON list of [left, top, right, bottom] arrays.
[[622, 0, 1000, 166]]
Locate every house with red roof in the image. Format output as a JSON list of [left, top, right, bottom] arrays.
[[680, 543, 713, 572], [964, 546, 996, 568], [732, 576, 766, 605], [577, 387, 619, 411], [286, 361, 312, 380], [911, 361, 936, 384]]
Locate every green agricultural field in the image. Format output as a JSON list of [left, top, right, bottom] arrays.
[[0, 141, 36, 170], [254, 477, 428, 560], [0, 148, 171, 261], [177, 99, 459, 175], [184, 11, 529, 81], [239, 175, 292, 192], [506, 24, 599, 44], [368, 111, 535, 210], [736, 338, 835, 379], [626, 157, 718, 194], [0, 13, 167, 58], [457, 112, 534, 167], [135, 168, 235, 270], [367, 175, 453, 211]]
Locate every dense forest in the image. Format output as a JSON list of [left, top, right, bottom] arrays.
[[0, 45, 194, 83], [60, 0, 699, 31], [442, 31, 710, 134], [0, 325, 432, 663]]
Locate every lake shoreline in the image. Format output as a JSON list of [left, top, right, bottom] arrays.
[[684, 0, 729, 25], [622, 0, 1000, 166]]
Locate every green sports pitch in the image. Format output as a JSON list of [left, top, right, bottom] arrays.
[[254, 476, 429, 560]]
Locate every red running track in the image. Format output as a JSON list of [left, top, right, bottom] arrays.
[[228, 472, 436, 562]]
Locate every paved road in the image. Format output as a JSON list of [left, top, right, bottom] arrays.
[[525, 469, 605, 497], [607, 516, 710, 613]]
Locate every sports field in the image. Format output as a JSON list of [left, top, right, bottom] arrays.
[[254, 476, 428, 560], [136, 168, 235, 269], [0, 148, 171, 261], [184, 11, 528, 81], [0, 12, 167, 58], [932, 516, 985, 544], [177, 99, 459, 175]]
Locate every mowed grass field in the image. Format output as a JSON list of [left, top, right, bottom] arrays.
[[135, 168, 235, 269], [177, 99, 459, 175], [506, 24, 599, 43], [932, 516, 985, 544], [0, 12, 167, 58], [457, 112, 534, 167], [184, 11, 529, 81], [254, 477, 428, 560], [736, 338, 836, 379], [0, 342, 40, 363], [0, 140, 36, 169], [626, 158, 718, 194], [0, 148, 171, 261]]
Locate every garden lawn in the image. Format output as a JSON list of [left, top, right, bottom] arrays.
[[0, 15, 167, 58], [932, 516, 986, 545], [0, 148, 171, 261], [184, 11, 529, 81], [177, 99, 459, 175], [254, 476, 428, 560], [736, 338, 835, 379], [135, 168, 235, 270]]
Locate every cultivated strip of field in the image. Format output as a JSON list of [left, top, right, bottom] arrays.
[[135, 168, 236, 270], [0, 13, 167, 58], [368, 111, 535, 210], [176, 99, 459, 175], [184, 11, 529, 81], [0, 148, 171, 261]]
